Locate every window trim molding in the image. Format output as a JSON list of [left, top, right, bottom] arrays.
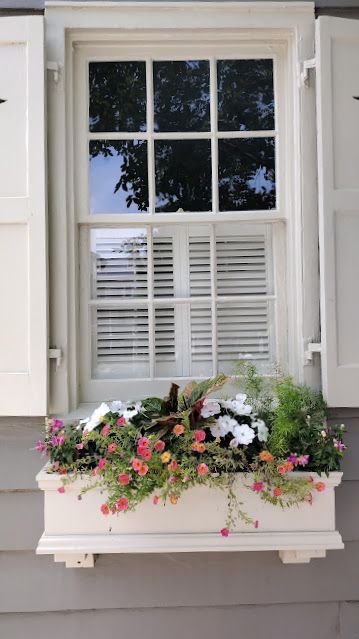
[[46, 1, 319, 414]]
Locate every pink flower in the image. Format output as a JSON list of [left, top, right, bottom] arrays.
[[252, 481, 264, 493], [57, 486, 65, 494], [138, 463, 149, 476], [183, 475, 190, 482], [131, 458, 142, 471], [220, 527, 229, 537], [35, 440, 46, 452], [117, 497, 129, 511], [153, 495, 159, 505], [154, 440, 165, 452], [107, 443, 118, 453], [194, 430, 206, 442], [273, 487, 283, 497], [333, 439, 346, 452], [118, 473, 131, 486], [138, 447, 152, 461], [297, 454, 309, 466], [169, 475, 178, 483], [117, 417, 126, 427], [101, 425, 111, 437], [307, 493, 313, 505], [98, 458, 107, 470], [169, 459, 179, 471], [197, 463, 209, 476], [50, 418, 63, 432], [288, 453, 297, 465], [100, 503, 110, 516], [76, 443, 84, 450], [138, 436, 150, 449], [254, 520, 259, 529]]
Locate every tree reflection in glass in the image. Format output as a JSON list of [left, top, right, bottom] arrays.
[[155, 140, 212, 212], [89, 140, 149, 213], [217, 59, 274, 131], [153, 60, 210, 132], [89, 61, 147, 132], [219, 138, 276, 210]]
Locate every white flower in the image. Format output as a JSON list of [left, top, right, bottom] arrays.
[[221, 393, 252, 416], [109, 400, 124, 412], [253, 418, 269, 442], [83, 402, 110, 433], [122, 402, 142, 421], [231, 423, 255, 446], [200, 399, 221, 418], [210, 414, 238, 438]]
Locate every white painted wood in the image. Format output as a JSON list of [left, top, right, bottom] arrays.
[[46, 3, 318, 413], [0, 17, 47, 415], [316, 17, 359, 406], [36, 469, 343, 566]]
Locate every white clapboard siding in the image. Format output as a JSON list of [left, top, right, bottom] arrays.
[[316, 17, 359, 406], [0, 17, 47, 415]]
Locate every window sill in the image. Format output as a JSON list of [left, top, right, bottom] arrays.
[[36, 469, 343, 567]]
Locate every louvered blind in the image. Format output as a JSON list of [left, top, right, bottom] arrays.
[[89, 224, 273, 380]]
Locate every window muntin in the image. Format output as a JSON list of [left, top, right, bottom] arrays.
[[77, 46, 285, 400]]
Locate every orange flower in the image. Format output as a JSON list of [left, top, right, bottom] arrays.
[[315, 481, 326, 492], [170, 494, 178, 505], [273, 487, 283, 497], [173, 424, 185, 437], [138, 463, 149, 476], [161, 451, 171, 463], [284, 461, 294, 472], [192, 441, 206, 453], [277, 465, 287, 475], [259, 451, 274, 463]]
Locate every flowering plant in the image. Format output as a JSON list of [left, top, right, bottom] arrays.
[[36, 372, 346, 534]]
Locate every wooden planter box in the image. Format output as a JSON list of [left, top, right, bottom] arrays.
[[36, 468, 344, 567]]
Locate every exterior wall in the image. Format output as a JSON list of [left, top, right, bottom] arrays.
[[1, 2, 359, 639], [0, 412, 358, 638]]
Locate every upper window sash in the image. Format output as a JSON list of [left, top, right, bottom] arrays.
[[74, 42, 287, 225]]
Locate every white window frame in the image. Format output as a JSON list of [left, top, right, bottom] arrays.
[[46, 1, 319, 414]]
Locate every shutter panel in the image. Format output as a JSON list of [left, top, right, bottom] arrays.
[[316, 17, 359, 406], [0, 17, 47, 415]]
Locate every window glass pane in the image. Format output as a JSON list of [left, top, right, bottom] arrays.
[[216, 227, 269, 296], [89, 140, 149, 214], [191, 304, 212, 376], [153, 60, 210, 132], [92, 306, 149, 379], [218, 137, 275, 211], [217, 301, 273, 373], [217, 59, 274, 131], [89, 61, 147, 132], [155, 139, 212, 212], [90, 228, 148, 300]]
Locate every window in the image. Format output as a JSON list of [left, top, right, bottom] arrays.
[[74, 42, 287, 401]]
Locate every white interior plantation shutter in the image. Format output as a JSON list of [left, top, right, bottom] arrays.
[[316, 17, 359, 406], [0, 17, 47, 415]]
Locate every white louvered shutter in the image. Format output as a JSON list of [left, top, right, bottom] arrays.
[[90, 224, 274, 384], [316, 17, 359, 406], [0, 17, 47, 415]]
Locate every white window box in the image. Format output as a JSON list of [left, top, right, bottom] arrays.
[[36, 468, 343, 567]]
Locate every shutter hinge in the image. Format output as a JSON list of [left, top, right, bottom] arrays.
[[46, 61, 62, 83], [304, 341, 321, 365], [49, 348, 63, 369], [300, 58, 316, 88]]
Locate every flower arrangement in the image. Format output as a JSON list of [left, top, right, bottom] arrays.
[[36, 369, 346, 535]]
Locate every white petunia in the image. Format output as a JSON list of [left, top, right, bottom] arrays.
[[221, 394, 252, 416], [83, 402, 110, 433], [109, 400, 124, 412], [201, 399, 221, 418], [253, 419, 269, 442], [231, 423, 255, 446], [210, 414, 238, 438], [122, 402, 142, 421]]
